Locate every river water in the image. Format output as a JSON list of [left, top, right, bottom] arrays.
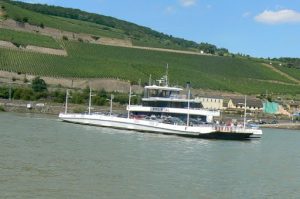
[[1, 113, 300, 199]]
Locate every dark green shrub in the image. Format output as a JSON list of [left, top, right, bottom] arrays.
[[62, 35, 68, 40], [32, 77, 47, 92], [22, 17, 28, 23], [91, 36, 100, 40], [0, 87, 9, 99], [0, 106, 5, 112]]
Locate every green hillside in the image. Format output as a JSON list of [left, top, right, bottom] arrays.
[[274, 66, 300, 81], [1, 41, 299, 94], [1, 1, 126, 39], [0, 28, 61, 49], [1, 0, 228, 54], [0, 0, 299, 95]]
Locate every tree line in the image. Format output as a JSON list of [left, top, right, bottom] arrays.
[[0, 77, 139, 106], [6, 0, 229, 55]]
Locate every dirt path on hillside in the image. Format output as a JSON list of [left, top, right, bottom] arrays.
[[262, 63, 300, 84], [0, 40, 67, 56], [249, 78, 300, 86]]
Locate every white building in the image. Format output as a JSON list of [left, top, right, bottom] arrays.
[[195, 96, 224, 110]]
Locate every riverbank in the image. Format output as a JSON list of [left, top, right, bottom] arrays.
[[261, 123, 300, 130], [0, 99, 125, 115], [1, 99, 299, 130]]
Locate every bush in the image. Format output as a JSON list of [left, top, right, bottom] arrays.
[[62, 35, 68, 41], [0, 87, 9, 99], [0, 106, 5, 112], [40, 23, 44, 28], [91, 36, 100, 40], [114, 94, 128, 105], [73, 107, 86, 113], [50, 89, 65, 103], [12, 42, 21, 47], [70, 92, 84, 104], [23, 78, 29, 83], [32, 77, 47, 92], [14, 16, 23, 23], [22, 17, 28, 23], [13, 88, 34, 100], [34, 91, 48, 100], [92, 96, 106, 106]]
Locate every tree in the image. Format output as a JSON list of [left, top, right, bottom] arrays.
[[32, 77, 47, 92], [62, 35, 68, 40], [198, 43, 217, 54]]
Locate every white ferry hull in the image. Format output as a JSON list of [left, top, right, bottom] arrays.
[[59, 113, 262, 140]]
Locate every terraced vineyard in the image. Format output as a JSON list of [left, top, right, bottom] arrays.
[[0, 0, 299, 95], [0, 28, 61, 49], [0, 0, 220, 52], [1, 1, 126, 39], [274, 66, 300, 82], [1, 41, 300, 94]]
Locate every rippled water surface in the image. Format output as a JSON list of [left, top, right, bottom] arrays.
[[1, 113, 300, 199]]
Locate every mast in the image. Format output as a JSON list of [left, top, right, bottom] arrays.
[[109, 94, 114, 116], [88, 87, 93, 115], [65, 89, 69, 114], [187, 89, 190, 127], [149, 74, 152, 86], [243, 95, 247, 129], [127, 85, 132, 119], [165, 63, 169, 86]]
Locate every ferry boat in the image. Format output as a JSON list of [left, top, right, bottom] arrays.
[[59, 70, 262, 140]]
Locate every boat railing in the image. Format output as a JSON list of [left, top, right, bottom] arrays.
[[214, 125, 259, 133], [129, 105, 219, 113]]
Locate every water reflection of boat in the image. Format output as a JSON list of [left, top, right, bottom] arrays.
[[59, 69, 262, 140]]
